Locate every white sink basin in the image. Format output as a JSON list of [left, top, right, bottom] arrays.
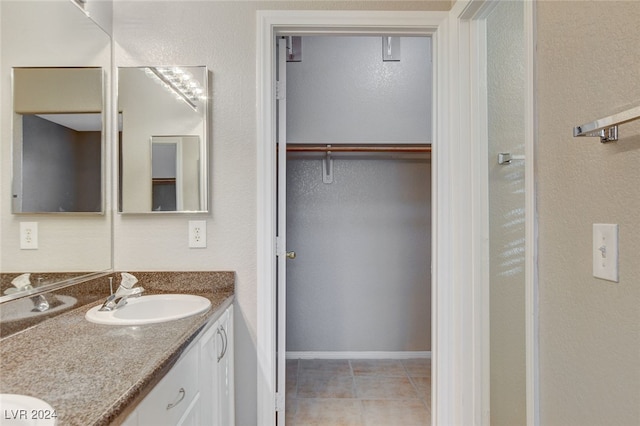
[[0, 394, 57, 425], [85, 294, 211, 325]]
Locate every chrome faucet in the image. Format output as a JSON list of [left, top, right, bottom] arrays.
[[99, 273, 144, 312]]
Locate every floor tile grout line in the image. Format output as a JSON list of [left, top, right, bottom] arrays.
[[403, 359, 432, 411], [288, 359, 299, 422], [403, 360, 421, 395], [295, 358, 299, 399], [349, 359, 358, 399], [287, 359, 432, 425]]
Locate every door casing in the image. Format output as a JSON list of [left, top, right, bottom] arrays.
[[256, 3, 537, 425]]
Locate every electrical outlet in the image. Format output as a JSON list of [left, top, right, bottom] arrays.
[[20, 222, 38, 250], [188, 220, 207, 248]]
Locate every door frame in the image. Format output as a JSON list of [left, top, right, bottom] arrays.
[[256, 3, 537, 425], [461, 1, 538, 424]]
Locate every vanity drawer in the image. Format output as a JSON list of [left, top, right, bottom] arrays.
[[135, 344, 200, 425]]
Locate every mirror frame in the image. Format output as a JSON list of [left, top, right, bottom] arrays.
[[117, 66, 210, 214], [11, 66, 106, 215]]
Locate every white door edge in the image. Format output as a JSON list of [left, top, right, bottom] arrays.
[[275, 36, 288, 425]]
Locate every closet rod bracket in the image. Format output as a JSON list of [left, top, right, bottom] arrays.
[[322, 146, 333, 184]]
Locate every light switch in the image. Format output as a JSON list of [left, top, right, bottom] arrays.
[[593, 224, 619, 282]]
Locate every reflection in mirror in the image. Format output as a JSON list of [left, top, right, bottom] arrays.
[[118, 66, 208, 213], [0, 0, 112, 303], [151, 136, 202, 212], [12, 67, 103, 213]]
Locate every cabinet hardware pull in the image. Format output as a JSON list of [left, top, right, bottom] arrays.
[[216, 327, 225, 362], [166, 388, 186, 410], [221, 325, 228, 360]]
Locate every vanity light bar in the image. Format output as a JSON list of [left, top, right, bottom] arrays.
[[146, 67, 205, 111], [70, 0, 89, 16]]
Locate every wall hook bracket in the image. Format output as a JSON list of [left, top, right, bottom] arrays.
[[286, 36, 302, 62], [498, 152, 525, 165], [578, 126, 618, 143], [382, 36, 401, 61], [573, 104, 640, 143], [322, 146, 333, 184]]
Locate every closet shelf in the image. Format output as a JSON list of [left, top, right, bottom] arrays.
[[285, 144, 432, 153]]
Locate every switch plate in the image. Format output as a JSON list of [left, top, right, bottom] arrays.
[[593, 223, 618, 282], [188, 220, 207, 248], [20, 222, 38, 250]]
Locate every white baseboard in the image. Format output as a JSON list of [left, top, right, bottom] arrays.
[[286, 351, 431, 360]]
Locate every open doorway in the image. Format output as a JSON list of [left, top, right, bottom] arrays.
[[256, 8, 534, 426], [281, 35, 432, 425]]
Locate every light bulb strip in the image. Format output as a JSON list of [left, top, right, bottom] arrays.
[[147, 67, 198, 111]]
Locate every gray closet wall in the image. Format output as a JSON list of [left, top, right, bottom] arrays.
[[285, 36, 432, 353]]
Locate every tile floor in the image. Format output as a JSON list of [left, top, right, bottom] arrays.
[[285, 358, 431, 426]]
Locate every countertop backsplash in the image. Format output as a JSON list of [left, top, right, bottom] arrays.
[[0, 271, 235, 338]]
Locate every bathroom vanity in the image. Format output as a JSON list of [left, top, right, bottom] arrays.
[[121, 305, 234, 426], [0, 273, 234, 426]]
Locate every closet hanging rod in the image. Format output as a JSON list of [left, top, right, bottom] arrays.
[[285, 144, 432, 153], [573, 104, 640, 143]]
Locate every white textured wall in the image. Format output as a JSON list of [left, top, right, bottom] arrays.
[[537, 2, 640, 425], [0, 1, 111, 273], [487, 1, 526, 424], [112, 2, 449, 424]]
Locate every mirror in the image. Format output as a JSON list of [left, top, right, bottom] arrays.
[[118, 66, 209, 213], [12, 67, 104, 213], [0, 1, 112, 302]]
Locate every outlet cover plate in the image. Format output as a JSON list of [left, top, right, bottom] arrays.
[[188, 220, 207, 248], [20, 222, 38, 250], [593, 223, 618, 282]]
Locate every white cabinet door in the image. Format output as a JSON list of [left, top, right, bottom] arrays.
[[199, 317, 220, 426], [200, 305, 234, 426], [176, 393, 201, 426], [133, 344, 200, 426], [120, 409, 137, 426], [122, 305, 233, 426], [217, 305, 234, 426]]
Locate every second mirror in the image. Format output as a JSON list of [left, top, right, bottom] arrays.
[[118, 66, 208, 213]]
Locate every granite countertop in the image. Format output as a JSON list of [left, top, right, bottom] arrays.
[[0, 274, 234, 426]]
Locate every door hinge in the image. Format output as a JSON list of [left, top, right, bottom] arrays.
[[275, 391, 285, 412], [276, 80, 286, 100]]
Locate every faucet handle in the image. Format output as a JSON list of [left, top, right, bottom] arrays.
[[11, 273, 32, 290], [120, 272, 139, 289]]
